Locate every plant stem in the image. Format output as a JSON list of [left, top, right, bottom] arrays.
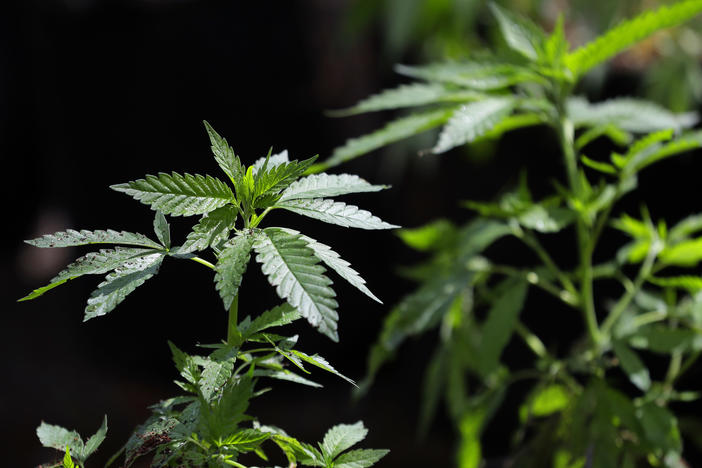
[[227, 294, 243, 346], [190, 256, 216, 270], [520, 232, 579, 302]]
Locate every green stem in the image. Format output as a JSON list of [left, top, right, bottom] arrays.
[[515, 322, 548, 359], [520, 232, 579, 302], [190, 256, 216, 270], [228, 294, 243, 346]]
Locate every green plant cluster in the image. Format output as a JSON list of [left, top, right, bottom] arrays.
[[332, 1, 702, 467], [24, 123, 394, 467]]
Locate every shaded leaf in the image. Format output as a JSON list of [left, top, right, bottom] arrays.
[[613, 340, 651, 391], [321, 421, 367, 460], [396, 61, 541, 90], [334, 449, 390, 468], [153, 211, 170, 249], [629, 325, 702, 353], [279, 173, 388, 202], [215, 233, 254, 310], [179, 204, 238, 253], [649, 275, 702, 292], [489, 2, 545, 60], [26, 229, 162, 249]]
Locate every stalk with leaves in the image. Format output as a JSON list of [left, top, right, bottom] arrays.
[[328, 2, 702, 467], [22, 122, 393, 467]]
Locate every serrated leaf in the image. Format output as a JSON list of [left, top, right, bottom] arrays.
[[153, 211, 170, 248], [26, 229, 162, 249], [321, 421, 367, 460], [251, 149, 289, 174], [281, 228, 380, 303], [197, 354, 236, 402], [395, 61, 541, 90], [111, 172, 234, 216], [625, 131, 702, 174], [63, 448, 76, 468], [124, 416, 179, 467], [253, 227, 339, 341], [289, 349, 355, 386], [433, 98, 515, 154], [179, 204, 238, 253], [477, 278, 528, 376], [253, 156, 318, 201], [613, 340, 651, 391], [201, 376, 253, 440], [276, 199, 398, 230], [242, 303, 302, 339], [204, 120, 244, 185], [334, 449, 390, 468], [84, 252, 164, 320], [279, 173, 388, 202], [566, 0, 702, 77], [37, 423, 84, 460], [215, 234, 254, 310], [83, 415, 108, 459], [253, 369, 322, 388], [323, 108, 455, 170], [330, 83, 482, 116], [567, 97, 698, 133], [220, 428, 271, 452], [489, 2, 546, 60], [19, 247, 156, 301]]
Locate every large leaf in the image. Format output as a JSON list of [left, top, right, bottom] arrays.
[[179, 204, 238, 253], [567, 97, 698, 133], [204, 120, 244, 185], [433, 98, 515, 154], [281, 228, 381, 303], [200, 376, 253, 440], [395, 61, 540, 90], [323, 108, 455, 170], [276, 199, 398, 230], [279, 173, 388, 202], [19, 247, 156, 301], [253, 228, 339, 341], [214, 233, 254, 310], [84, 252, 165, 320], [334, 449, 389, 468], [26, 229, 162, 249], [37, 423, 85, 460], [330, 83, 482, 116], [321, 421, 367, 460], [489, 2, 545, 60], [111, 172, 234, 216], [566, 0, 702, 77]]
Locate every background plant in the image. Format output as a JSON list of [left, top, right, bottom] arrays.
[[327, 1, 702, 466], [22, 123, 393, 467]]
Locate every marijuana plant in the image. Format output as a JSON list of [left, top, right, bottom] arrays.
[[327, 1, 702, 466], [22, 122, 393, 467]]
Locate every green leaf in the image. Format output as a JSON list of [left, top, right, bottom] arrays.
[[637, 403, 682, 453], [253, 369, 322, 388], [251, 149, 289, 174], [84, 252, 165, 320], [433, 98, 515, 154], [201, 376, 253, 440], [179, 204, 238, 253], [629, 325, 702, 354], [334, 449, 390, 468], [649, 275, 702, 292], [624, 131, 702, 174], [279, 173, 388, 202], [203, 120, 244, 185], [18, 247, 156, 301], [566, 0, 702, 77], [660, 238, 702, 267], [111, 172, 234, 216], [669, 214, 702, 243], [253, 228, 339, 341], [489, 2, 546, 60], [63, 448, 76, 468], [83, 415, 108, 459], [396, 219, 457, 252], [580, 155, 617, 174], [215, 233, 254, 310], [276, 198, 398, 230], [282, 229, 381, 303], [242, 303, 302, 339], [320, 421, 367, 460], [395, 61, 541, 90], [329, 83, 483, 116], [37, 423, 84, 461], [519, 384, 570, 422], [567, 97, 698, 133], [612, 340, 651, 391], [289, 349, 356, 386], [253, 156, 318, 201], [125, 417, 178, 467], [477, 278, 528, 376], [323, 108, 455, 169], [26, 229, 162, 249], [153, 211, 170, 249], [220, 428, 270, 452]]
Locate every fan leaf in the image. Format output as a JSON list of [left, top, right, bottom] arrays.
[[204, 120, 244, 185], [179, 204, 238, 254], [276, 199, 398, 230], [279, 173, 388, 202], [26, 229, 162, 249], [214, 233, 254, 310]]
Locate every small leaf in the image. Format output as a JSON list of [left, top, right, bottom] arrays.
[[63, 448, 76, 468], [37, 422, 84, 459], [613, 340, 651, 391], [179, 204, 238, 253], [628, 325, 702, 354], [26, 229, 162, 249], [83, 415, 108, 459], [215, 233, 254, 310], [84, 252, 165, 320], [251, 149, 289, 174], [111, 172, 234, 216], [649, 275, 702, 292], [279, 173, 388, 202], [660, 239, 702, 267], [395, 61, 541, 90], [397, 219, 457, 252], [204, 120, 244, 185], [433, 98, 515, 154], [253, 228, 339, 341], [253, 156, 318, 201], [201, 376, 253, 440], [242, 303, 302, 339], [334, 449, 390, 468], [321, 421, 367, 460], [519, 384, 570, 422], [637, 403, 682, 453], [669, 214, 702, 243], [220, 428, 270, 452], [289, 349, 356, 386], [153, 211, 170, 248], [276, 198, 398, 230], [489, 2, 546, 60], [253, 369, 322, 388], [323, 108, 455, 170], [580, 155, 617, 174]]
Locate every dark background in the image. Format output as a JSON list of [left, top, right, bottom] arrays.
[[2, 1, 702, 467]]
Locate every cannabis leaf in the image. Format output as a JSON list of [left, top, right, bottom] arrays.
[[276, 199, 398, 230], [279, 173, 388, 202], [215, 233, 254, 310], [489, 2, 545, 61], [37, 416, 107, 467], [204, 120, 244, 185], [26, 229, 162, 249], [179, 204, 238, 253], [318, 421, 389, 468]]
